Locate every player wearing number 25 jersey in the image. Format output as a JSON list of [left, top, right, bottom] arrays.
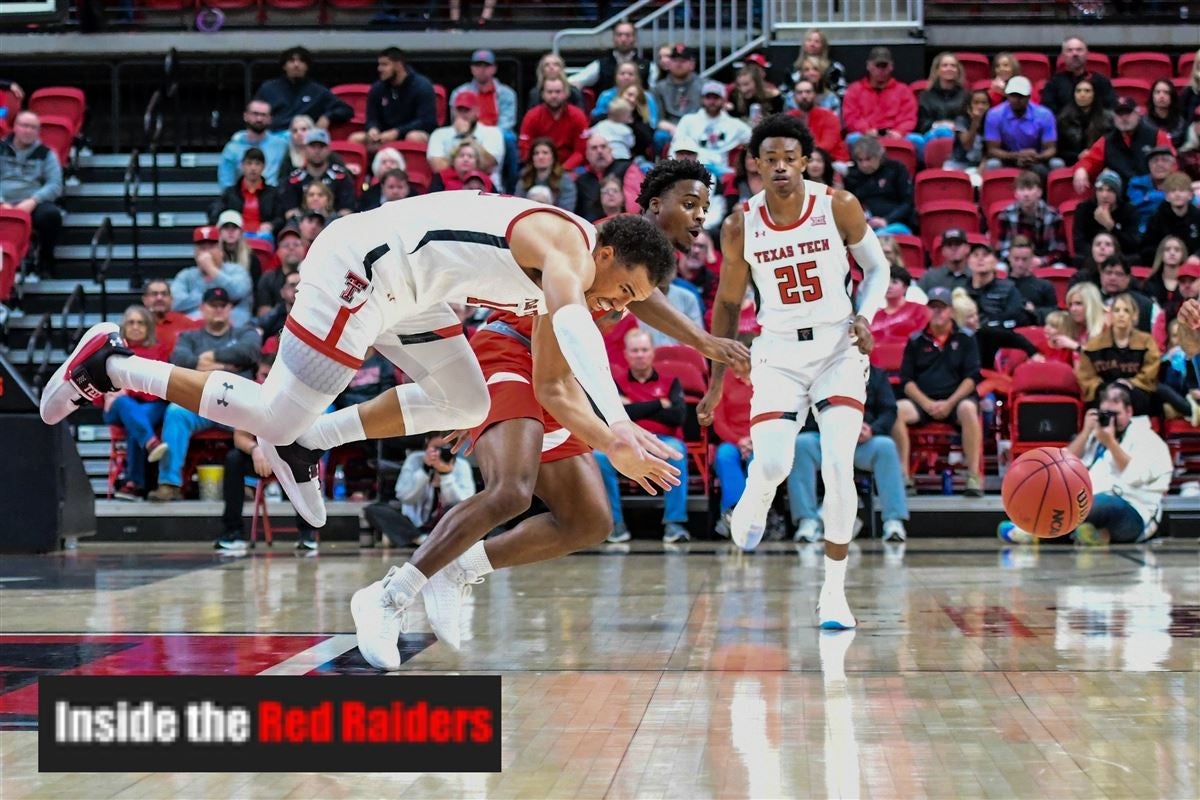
[[698, 115, 890, 631]]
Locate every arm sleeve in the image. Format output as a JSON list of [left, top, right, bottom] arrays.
[[848, 226, 890, 322], [552, 304, 631, 425]]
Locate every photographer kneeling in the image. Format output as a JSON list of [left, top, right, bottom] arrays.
[[1066, 383, 1173, 545], [364, 434, 477, 546]]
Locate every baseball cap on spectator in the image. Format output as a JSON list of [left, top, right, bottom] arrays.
[[670, 44, 697, 61], [671, 135, 700, 155], [277, 223, 303, 242], [470, 49, 496, 65], [202, 287, 231, 306], [1114, 96, 1139, 114], [1178, 261, 1200, 280], [743, 53, 770, 69], [969, 241, 993, 254], [216, 209, 243, 229], [302, 209, 327, 223], [701, 80, 726, 97], [454, 90, 480, 110], [867, 46, 893, 65], [1146, 145, 1175, 160], [304, 128, 330, 146], [1004, 76, 1032, 97], [941, 228, 968, 246], [926, 287, 952, 306], [1094, 169, 1123, 193], [193, 225, 219, 243]]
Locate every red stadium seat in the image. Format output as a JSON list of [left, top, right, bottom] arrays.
[[882, 138, 917, 177], [0, 207, 32, 265], [986, 200, 1008, 246], [392, 141, 432, 187], [655, 344, 709, 379], [1117, 52, 1174, 83], [35, 114, 73, 166], [330, 83, 370, 121], [0, 243, 17, 302], [28, 87, 85, 136], [433, 84, 447, 127], [923, 136, 954, 169], [919, 200, 980, 254], [1174, 76, 1191, 92], [1180, 52, 1196, 79], [1012, 52, 1052, 85], [970, 78, 992, 93], [891, 233, 926, 270], [1109, 78, 1152, 109], [909, 79, 929, 103], [1058, 197, 1083, 258], [907, 422, 981, 492], [1047, 166, 1088, 208], [1008, 361, 1082, 456], [979, 168, 1020, 213], [914, 169, 974, 207], [1130, 265, 1152, 280], [954, 52, 992, 85], [1034, 267, 1072, 307], [1056, 52, 1111, 78], [245, 237, 278, 272]]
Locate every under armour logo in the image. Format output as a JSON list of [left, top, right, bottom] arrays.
[[754, 230, 767, 238], [216, 381, 233, 407], [340, 271, 369, 303]]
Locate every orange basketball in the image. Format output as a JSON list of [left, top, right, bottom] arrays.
[[1001, 447, 1093, 538]]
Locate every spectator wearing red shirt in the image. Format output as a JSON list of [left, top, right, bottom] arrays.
[[593, 329, 691, 544], [842, 46, 922, 155], [139, 278, 200, 354], [518, 77, 588, 171], [872, 266, 930, 341], [787, 79, 849, 162], [214, 147, 282, 239]]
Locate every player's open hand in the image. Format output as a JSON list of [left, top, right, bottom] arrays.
[[850, 316, 874, 355], [696, 386, 722, 427], [700, 335, 751, 378], [1179, 299, 1200, 331], [606, 421, 681, 495], [444, 428, 475, 456]]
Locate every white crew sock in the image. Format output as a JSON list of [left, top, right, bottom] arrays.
[[823, 555, 847, 592], [295, 405, 367, 451], [456, 541, 494, 579], [106, 355, 173, 398], [385, 562, 428, 603]]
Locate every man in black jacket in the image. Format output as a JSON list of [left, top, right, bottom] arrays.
[[1039, 36, 1116, 114], [350, 47, 437, 151], [844, 135, 914, 234], [213, 148, 282, 236], [967, 243, 1026, 327], [893, 287, 984, 497], [1004, 236, 1058, 325], [255, 46, 353, 133], [790, 366, 910, 543], [1071, 169, 1141, 262]]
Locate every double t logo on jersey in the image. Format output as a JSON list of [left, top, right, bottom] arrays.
[[340, 272, 369, 303]]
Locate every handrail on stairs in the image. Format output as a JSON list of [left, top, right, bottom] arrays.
[[26, 312, 54, 399], [89, 216, 114, 318], [61, 283, 87, 354], [122, 148, 144, 291]]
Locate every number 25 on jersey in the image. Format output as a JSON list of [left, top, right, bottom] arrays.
[[774, 261, 824, 304]]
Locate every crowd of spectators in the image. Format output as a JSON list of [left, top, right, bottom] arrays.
[[8, 30, 1198, 548]]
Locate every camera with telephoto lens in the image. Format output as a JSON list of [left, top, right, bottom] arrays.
[[1097, 410, 1114, 428]]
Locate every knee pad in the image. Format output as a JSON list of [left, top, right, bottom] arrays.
[[279, 330, 357, 395]]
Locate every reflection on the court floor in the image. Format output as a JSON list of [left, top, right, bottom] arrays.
[[1054, 563, 1175, 671], [821, 630, 860, 800]]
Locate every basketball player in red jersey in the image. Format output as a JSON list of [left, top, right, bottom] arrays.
[[697, 115, 890, 630], [406, 160, 752, 653]]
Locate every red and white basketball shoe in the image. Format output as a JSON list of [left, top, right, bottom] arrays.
[[40, 322, 132, 425]]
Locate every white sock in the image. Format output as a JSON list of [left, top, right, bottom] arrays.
[[385, 562, 428, 604], [296, 405, 366, 451], [106, 355, 172, 398], [456, 541, 494, 579], [823, 556, 847, 592]]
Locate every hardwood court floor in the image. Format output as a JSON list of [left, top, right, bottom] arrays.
[[1, 538, 1197, 799]]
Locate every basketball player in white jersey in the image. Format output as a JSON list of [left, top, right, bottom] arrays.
[[697, 115, 889, 629], [41, 192, 682, 535]]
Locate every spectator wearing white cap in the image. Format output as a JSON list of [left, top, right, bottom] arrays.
[[427, 89, 505, 190], [983, 76, 1064, 178], [672, 80, 752, 179], [171, 226, 254, 326]]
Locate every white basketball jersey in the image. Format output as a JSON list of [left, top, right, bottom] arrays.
[[330, 191, 596, 316], [741, 182, 853, 335]]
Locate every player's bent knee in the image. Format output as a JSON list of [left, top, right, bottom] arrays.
[[483, 480, 537, 521]]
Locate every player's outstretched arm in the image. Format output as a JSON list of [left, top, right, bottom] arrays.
[[531, 317, 681, 495], [509, 212, 631, 428], [627, 291, 751, 376], [697, 209, 752, 427], [833, 189, 886, 355]]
